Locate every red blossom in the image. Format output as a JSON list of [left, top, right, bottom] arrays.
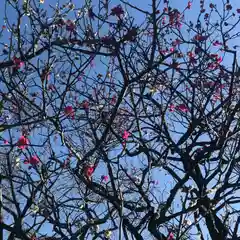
[[187, 1, 192, 9], [111, 5, 124, 17], [48, 84, 56, 91], [84, 165, 95, 179], [17, 136, 29, 149], [213, 94, 221, 101], [209, 3, 214, 8], [237, 9, 240, 14], [29, 156, 40, 165], [187, 52, 194, 58], [194, 35, 208, 41], [226, 4, 232, 11], [82, 100, 89, 110], [216, 56, 222, 63], [213, 40, 222, 46], [63, 157, 71, 168], [122, 130, 130, 140], [169, 104, 175, 112], [101, 35, 113, 43], [171, 61, 179, 69], [172, 39, 181, 46], [64, 106, 74, 119], [111, 95, 117, 104], [167, 232, 174, 240], [101, 175, 109, 181], [177, 104, 189, 112], [66, 20, 75, 31], [13, 57, 24, 69], [160, 50, 168, 55]]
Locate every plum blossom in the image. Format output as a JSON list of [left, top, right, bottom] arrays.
[[24, 155, 40, 165], [13, 57, 24, 69], [101, 175, 108, 182], [17, 136, 29, 149], [111, 95, 117, 104], [177, 104, 189, 112], [167, 232, 174, 240], [111, 5, 124, 17], [194, 34, 208, 42], [64, 106, 74, 119], [66, 20, 75, 31], [169, 104, 175, 112], [122, 130, 130, 140], [213, 40, 222, 46], [84, 164, 95, 181], [187, 1, 192, 9]]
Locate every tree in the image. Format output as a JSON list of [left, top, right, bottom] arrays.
[[1, 0, 240, 239]]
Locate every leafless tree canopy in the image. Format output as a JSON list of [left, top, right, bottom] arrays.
[[1, 0, 240, 239]]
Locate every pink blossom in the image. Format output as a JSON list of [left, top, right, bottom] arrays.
[[167, 232, 174, 240], [29, 156, 40, 165], [66, 20, 75, 31], [111, 5, 124, 17], [13, 57, 24, 69], [160, 50, 168, 55], [187, 52, 194, 58], [24, 156, 40, 165], [84, 165, 95, 177], [213, 40, 222, 46], [169, 104, 175, 112], [187, 1, 192, 9], [207, 62, 218, 70], [177, 104, 189, 112], [216, 56, 222, 63], [48, 84, 56, 91], [101, 36, 112, 43], [111, 95, 117, 104], [3, 140, 8, 144], [122, 130, 130, 140], [82, 100, 89, 110], [101, 175, 108, 181], [213, 94, 221, 101], [17, 136, 29, 149], [172, 39, 181, 46], [194, 35, 208, 42], [64, 106, 74, 119]]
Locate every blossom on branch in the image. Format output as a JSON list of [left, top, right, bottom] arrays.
[[17, 136, 29, 149]]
